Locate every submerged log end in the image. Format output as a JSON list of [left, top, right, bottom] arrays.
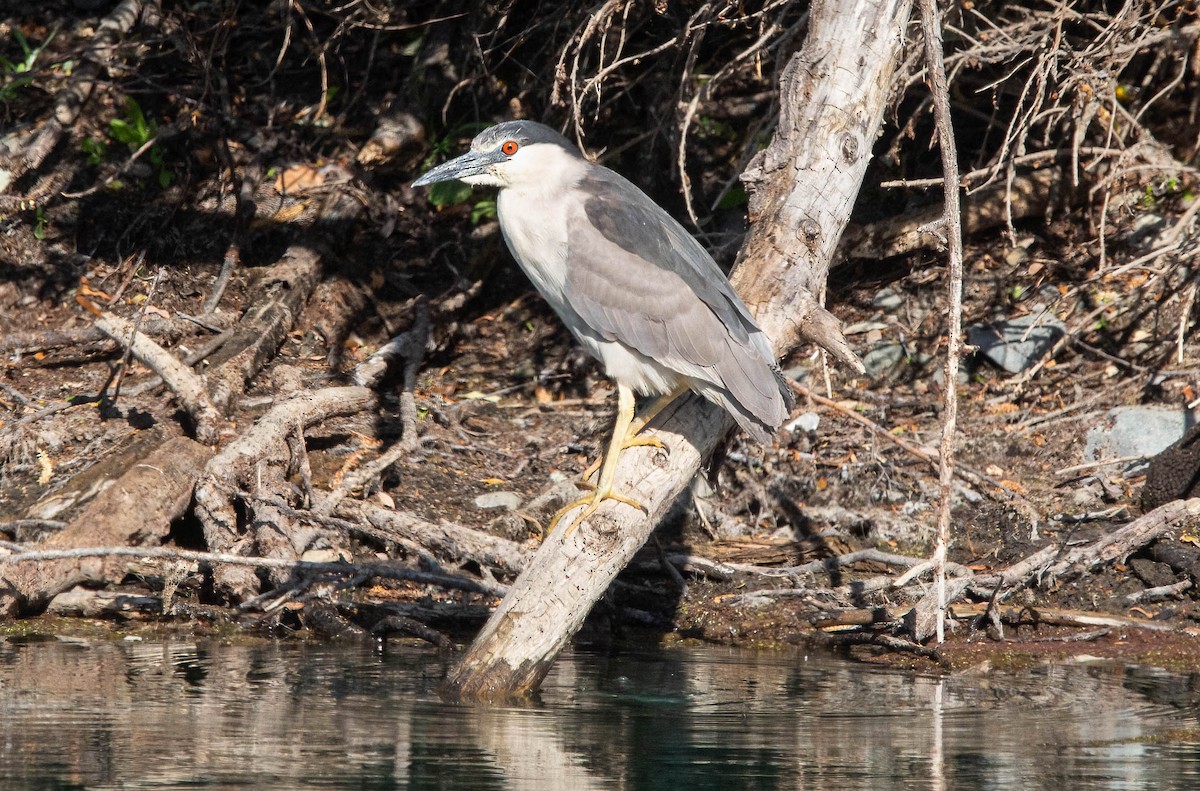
[[441, 650, 549, 703]]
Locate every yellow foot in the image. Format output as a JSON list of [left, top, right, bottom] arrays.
[[548, 485, 647, 539], [580, 433, 667, 483]]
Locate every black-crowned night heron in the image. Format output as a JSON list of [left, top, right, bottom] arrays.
[[413, 120, 792, 533]]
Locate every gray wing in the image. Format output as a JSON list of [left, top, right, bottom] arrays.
[[562, 166, 792, 440]]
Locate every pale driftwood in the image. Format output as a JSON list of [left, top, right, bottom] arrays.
[[202, 249, 325, 413], [0, 434, 211, 617], [1124, 579, 1192, 604], [0, 315, 230, 357], [815, 603, 1200, 637], [1040, 497, 1200, 580], [45, 587, 161, 618], [903, 498, 1200, 640], [194, 386, 377, 602], [335, 500, 533, 575], [198, 180, 359, 413], [95, 313, 225, 444], [443, 0, 914, 701], [316, 300, 432, 516]]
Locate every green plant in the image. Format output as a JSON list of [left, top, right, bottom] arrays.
[[470, 198, 497, 224], [109, 97, 155, 149], [32, 206, 47, 240], [106, 97, 175, 188], [716, 185, 748, 210], [80, 137, 107, 166], [428, 180, 472, 209], [0, 26, 56, 103]]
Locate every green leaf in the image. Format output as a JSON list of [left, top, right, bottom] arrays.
[[109, 118, 137, 145], [32, 207, 47, 240], [80, 137, 107, 165], [470, 198, 497, 224], [428, 180, 472, 209]]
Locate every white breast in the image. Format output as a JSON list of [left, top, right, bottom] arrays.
[[495, 148, 583, 317], [494, 147, 681, 397]]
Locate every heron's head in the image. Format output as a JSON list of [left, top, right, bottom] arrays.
[[412, 120, 581, 190]]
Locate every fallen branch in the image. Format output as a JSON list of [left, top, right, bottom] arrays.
[[194, 385, 378, 602], [316, 299, 432, 515], [905, 498, 1200, 636], [0, 315, 230, 357], [201, 248, 326, 413], [814, 602, 1200, 638], [0, 434, 211, 616], [335, 500, 532, 575], [2, 0, 158, 184], [0, 544, 506, 598], [95, 312, 225, 444]]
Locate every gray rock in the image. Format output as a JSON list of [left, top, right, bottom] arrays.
[[968, 313, 1066, 373], [1084, 406, 1194, 461], [474, 491, 523, 511], [872, 288, 903, 312], [784, 412, 820, 434], [863, 342, 906, 379]]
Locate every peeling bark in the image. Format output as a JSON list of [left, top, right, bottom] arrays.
[[0, 434, 211, 616]]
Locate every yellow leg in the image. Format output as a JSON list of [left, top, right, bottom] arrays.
[[552, 382, 646, 537], [579, 383, 690, 483], [629, 383, 690, 436]]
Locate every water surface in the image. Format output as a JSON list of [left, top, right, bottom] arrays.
[[2, 636, 1198, 790]]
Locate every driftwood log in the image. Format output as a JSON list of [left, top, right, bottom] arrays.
[[442, 0, 914, 701], [194, 385, 377, 602], [0, 433, 211, 616]]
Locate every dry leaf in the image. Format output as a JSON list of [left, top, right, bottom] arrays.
[[78, 277, 112, 301], [274, 163, 324, 194]]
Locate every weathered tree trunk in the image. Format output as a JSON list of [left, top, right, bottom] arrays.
[[442, 0, 914, 701], [0, 433, 211, 616]]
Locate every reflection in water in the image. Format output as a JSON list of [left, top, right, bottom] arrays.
[[1, 636, 1198, 790]]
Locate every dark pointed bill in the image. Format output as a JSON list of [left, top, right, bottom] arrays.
[[412, 149, 505, 187]]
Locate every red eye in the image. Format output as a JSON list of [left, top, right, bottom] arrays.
[[501, 140, 519, 155]]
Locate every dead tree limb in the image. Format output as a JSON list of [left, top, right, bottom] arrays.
[[315, 299, 432, 515], [202, 249, 325, 413], [194, 386, 377, 603], [1, 0, 158, 186], [0, 545, 506, 599], [443, 0, 914, 701], [95, 313, 226, 444], [0, 434, 211, 616], [0, 315, 230, 357], [918, 0, 966, 645], [335, 500, 532, 575]]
